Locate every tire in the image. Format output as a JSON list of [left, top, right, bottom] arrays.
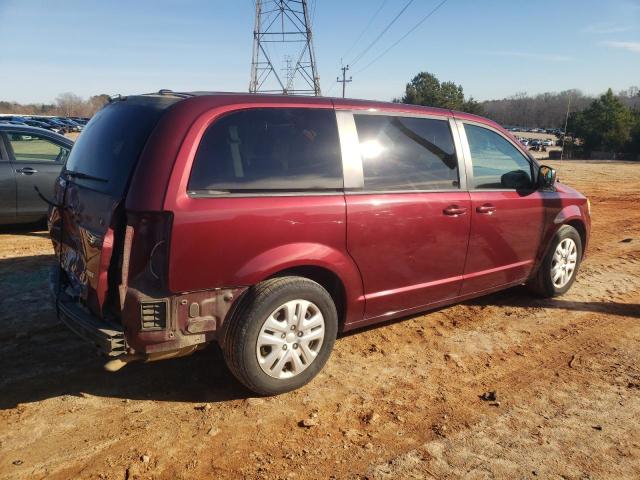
[[528, 225, 582, 298], [222, 276, 338, 395]]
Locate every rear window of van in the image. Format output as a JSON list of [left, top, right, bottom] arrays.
[[65, 96, 178, 197]]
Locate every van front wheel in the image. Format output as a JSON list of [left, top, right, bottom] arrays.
[[222, 277, 338, 395], [528, 225, 583, 297]]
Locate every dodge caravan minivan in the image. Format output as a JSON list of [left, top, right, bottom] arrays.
[[48, 91, 590, 395]]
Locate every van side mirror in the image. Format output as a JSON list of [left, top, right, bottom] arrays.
[[538, 165, 557, 190]]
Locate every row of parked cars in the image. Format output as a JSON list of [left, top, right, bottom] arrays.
[[0, 115, 89, 134], [517, 137, 558, 148], [506, 126, 565, 137]]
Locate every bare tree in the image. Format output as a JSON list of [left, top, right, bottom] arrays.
[[55, 92, 86, 117], [0, 93, 110, 117]]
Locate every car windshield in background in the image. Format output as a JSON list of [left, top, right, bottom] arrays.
[[64, 96, 178, 197]]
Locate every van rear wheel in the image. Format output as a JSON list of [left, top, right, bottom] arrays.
[[222, 276, 338, 395]]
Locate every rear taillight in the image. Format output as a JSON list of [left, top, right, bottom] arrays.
[[126, 212, 173, 289]]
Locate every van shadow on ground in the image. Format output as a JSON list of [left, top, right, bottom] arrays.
[[0, 220, 48, 237], [1, 250, 637, 410], [0, 250, 249, 410], [466, 285, 640, 319]]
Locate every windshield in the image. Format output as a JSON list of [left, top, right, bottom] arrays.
[[64, 96, 179, 197]]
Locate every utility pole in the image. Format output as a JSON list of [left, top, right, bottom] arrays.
[[560, 94, 572, 161], [337, 64, 352, 98], [250, 0, 321, 95]]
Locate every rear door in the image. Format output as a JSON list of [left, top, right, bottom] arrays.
[[456, 120, 545, 295], [51, 96, 179, 315], [343, 112, 471, 321], [0, 135, 16, 221], [3, 130, 70, 217]]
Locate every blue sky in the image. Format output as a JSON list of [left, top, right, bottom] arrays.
[[0, 0, 639, 104]]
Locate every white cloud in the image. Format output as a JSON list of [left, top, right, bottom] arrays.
[[583, 23, 633, 34], [601, 40, 640, 52], [477, 50, 574, 62]]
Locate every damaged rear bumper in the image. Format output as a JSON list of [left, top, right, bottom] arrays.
[[49, 267, 127, 357]]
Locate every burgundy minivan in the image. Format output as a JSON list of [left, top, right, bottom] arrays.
[[48, 91, 590, 394]]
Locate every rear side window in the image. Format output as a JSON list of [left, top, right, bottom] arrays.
[[464, 124, 533, 189], [353, 115, 458, 191], [65, 96, 178, 196], [188, 108, 342, 193]]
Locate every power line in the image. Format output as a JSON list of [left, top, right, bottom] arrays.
[[308, 0, 317, 26], [354, 0, 449, 74], [341, 0, 388, 61], [326, 77, 339, 97], [349, 0, 415, 67]]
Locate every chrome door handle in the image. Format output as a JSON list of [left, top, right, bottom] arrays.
[[16, 167, 38, 175], [443, 205, 467, 216], [476, 204, 496, 214]]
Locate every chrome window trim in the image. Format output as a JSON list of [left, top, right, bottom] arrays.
[[335, 110, 364, 189], [456, 119, 538, 191], [187, 191, 344, 199], [344, 108, 450, 121], [452, 119, 474, 190], [448, 117, 467, 191], [345, 189, 463, 196]]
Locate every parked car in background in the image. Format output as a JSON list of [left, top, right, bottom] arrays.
[[55, 117, 84, 132], [0, 120, 27, 126], [23, 119, 61, 132], [48, 91, 590, 395], [70, 117, 90, 125], [0, 124, 73, 225], [33, 117, 72, 134], [0, 116, 27, 124]]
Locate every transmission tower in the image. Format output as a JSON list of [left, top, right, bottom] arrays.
[[250, 0, 321, 95]]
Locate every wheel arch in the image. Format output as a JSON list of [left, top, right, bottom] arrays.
[[565, 219, 587, 258], [229, 242, 364, 330], [267, 265, 347, 330], [532, 213, 587, 279]]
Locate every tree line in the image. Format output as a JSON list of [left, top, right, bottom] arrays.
[[0, 93, 109, 118], [396, 71, 640, 155], [2, 76, 639, 154], [481, 87, 640, 129]]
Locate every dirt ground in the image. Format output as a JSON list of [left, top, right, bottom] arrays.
[[0, 160, 638, 480]]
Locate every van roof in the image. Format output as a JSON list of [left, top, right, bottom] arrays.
[[134, 89, 453, 115], [132, 89, 496, 128], [125, 89, 502, 213]]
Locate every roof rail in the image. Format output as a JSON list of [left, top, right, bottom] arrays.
[[156, 89, 196, 99], [108, 94, 126, 103]]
